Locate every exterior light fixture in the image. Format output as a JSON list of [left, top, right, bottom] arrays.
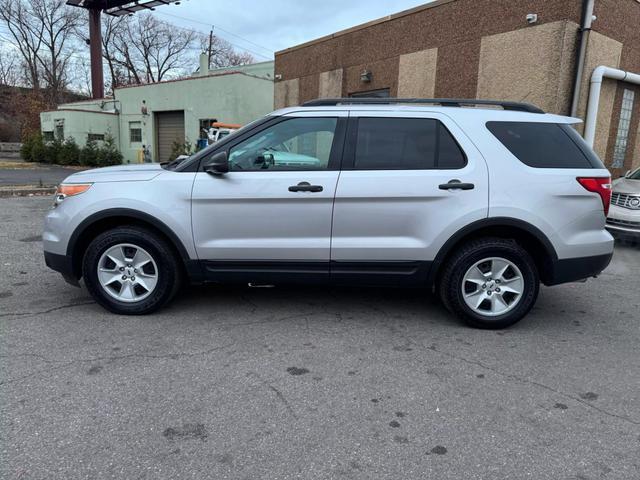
[[360, 70, 372, 83]]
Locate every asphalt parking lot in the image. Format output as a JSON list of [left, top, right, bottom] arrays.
[[1, 196, 639, 480]]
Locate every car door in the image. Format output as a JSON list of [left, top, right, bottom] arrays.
[[330, 110, 489, 285], [191, 111, 347, 283]]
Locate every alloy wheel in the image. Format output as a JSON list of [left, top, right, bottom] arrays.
[[97, 243, 159, 303], [461, 257, 524, 317]]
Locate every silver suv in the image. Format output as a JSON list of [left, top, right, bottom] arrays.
[[43, 98, 614, 329]]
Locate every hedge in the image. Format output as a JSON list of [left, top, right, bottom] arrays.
[[21, 133, 123, 167]]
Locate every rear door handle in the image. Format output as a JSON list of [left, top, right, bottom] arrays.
[[289, 181, 323, 193], [439, 179, 475, 191]]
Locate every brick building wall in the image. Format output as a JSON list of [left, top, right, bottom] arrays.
[[274, 0, 640, 173]]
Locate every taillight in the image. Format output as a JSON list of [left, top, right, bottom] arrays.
[[577, 177, 612, 216]]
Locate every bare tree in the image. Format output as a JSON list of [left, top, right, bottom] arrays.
[[0, 0, 78, 102], [0, 0, 44, 89], [101, 13, 199, 87], [32, 0, 80, 102], [102, 15, 142, 89], [0, 46, 22, 86], [199, 34, 254, 70]]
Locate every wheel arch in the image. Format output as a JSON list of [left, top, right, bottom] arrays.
[[428, 217, 558, 288], [67, 208, 197, 281]]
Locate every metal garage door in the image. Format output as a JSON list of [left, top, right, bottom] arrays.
[[155, 110, 185, 162]]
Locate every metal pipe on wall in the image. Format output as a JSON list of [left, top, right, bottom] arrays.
[[570, 0, 595, 117], [584, 66, 640, 147]]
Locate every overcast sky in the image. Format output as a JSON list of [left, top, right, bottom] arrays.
[[156, 0, 433, 61]]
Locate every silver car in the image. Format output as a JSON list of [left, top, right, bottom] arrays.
[[606, 167, 640, 240], [43, 98, 614, 329]]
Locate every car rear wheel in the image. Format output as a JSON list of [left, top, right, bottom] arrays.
[[439, 237, 539, 329], [82, 226, 181, 315]]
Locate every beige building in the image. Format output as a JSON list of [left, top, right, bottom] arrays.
[[274, 0, 640, 176]]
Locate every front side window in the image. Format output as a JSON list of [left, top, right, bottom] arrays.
[[353, 118, 466, 170], [487, 121, 605, 169], [228, 117, 337, 171]]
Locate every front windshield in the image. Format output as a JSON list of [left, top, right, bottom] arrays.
[[627, 167, 640, 180]]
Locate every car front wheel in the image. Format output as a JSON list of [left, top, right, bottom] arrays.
[[82, 226, 181, 315], [439, 237, 539, 329]]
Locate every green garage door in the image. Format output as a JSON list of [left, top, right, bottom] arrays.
[[155, 110, 185, 162]]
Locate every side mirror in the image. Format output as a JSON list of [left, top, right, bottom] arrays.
[[203, 151, 229, 175]]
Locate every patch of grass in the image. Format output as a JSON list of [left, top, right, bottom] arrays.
[[0, 161, 41, 169]]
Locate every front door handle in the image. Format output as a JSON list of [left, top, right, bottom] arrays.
[[289, 181, 323, 193], [439, 179, 475, 191]]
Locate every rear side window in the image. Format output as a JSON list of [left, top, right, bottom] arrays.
[[486, 122, 605, 169], [354, 118, 466, 170]]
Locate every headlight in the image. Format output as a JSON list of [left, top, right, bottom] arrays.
[[53, 183, 93, 207]]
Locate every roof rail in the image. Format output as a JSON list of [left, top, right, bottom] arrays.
[[301, 98, 545, 114]]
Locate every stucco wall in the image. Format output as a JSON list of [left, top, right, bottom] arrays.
[[476, 20, 579, 115], [42, 63, 274, 164], [319, 69, 343, 98], [398, 48, 438, 98], [274, 79, 300, 109], [115, 70, 274, 163], [40, 109, 119, 147]]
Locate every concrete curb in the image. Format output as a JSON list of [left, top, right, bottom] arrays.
[[0, 186, 57, 198]]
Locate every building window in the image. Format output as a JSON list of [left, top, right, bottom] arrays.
[[54, 119, 64, 140], [612, 89, 635, 168], [349, 88, 390, 98], [88, 133, 104, 142], [129, 122, 142, 144], [43, 131, 54, 142]]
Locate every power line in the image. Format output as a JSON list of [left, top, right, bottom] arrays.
[[153, 10, 274, 54], [162, 20, 273, 61]]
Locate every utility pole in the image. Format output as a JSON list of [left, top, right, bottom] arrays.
[[208, 27, 214, 70]]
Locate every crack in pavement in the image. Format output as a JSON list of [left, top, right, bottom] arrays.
[[0, 310, 327, 387], [0, 339, 248, 386], [247, 371, 298, 420], [425, 343, 640, 427], [0, 300, 95, 319]]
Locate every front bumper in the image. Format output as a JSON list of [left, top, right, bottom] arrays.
[[44, 251, 80, 287], [545, 252, 613, 286], [605, 218, 640, 239]]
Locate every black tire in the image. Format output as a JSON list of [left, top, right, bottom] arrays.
[[82, 226, 182, 315], [439, 237, 539, 329]]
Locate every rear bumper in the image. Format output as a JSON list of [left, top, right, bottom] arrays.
[[44, 251, 80, 287], [545, 252, 613, 286]]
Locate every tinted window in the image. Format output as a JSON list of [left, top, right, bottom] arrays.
[[354, 118, 466, 170], [228, 117, 337, 171], [486, 122, 605, 169]]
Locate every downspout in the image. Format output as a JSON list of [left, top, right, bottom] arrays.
[[570, 0, 595, 117], [584, 66, 640, 147]]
